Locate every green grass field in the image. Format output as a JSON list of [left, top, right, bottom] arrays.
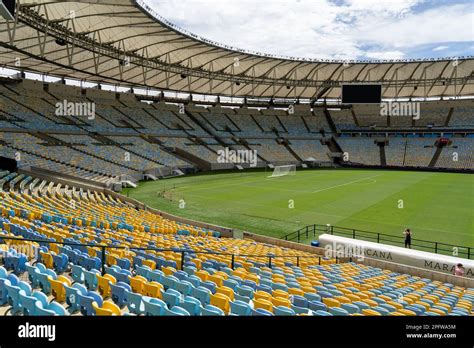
[[123, 169, 473, 248]]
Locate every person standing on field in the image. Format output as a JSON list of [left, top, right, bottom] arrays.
[[403, 228, 412, 249]]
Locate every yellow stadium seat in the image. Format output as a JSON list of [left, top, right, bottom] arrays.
[[254, 291, 272, 302], [272, 297, 291, 308], [210, 293, 230, 314], [195, 270, 209, 282], [40, 251, 54, 269], [213, 271, 229, 280], [129, 276, 146, 293], [253, 298, 274, 313], [49, 276, 71, 303], [301, 286, 316, 294], [93, 301, 122, 316], [413, 301, 430, 310], [142, 259, 156, 270], [106, 254, 117, 266], [208, 275, 224, 287], [272, 289, 289, 299], [361, 299, 378, 307], [288, 288, 304, 297], [97, 274, 116, 297], [424, 295, 439, 304], [405, 293, 421, 302], [435, 302, 451, 311], [322, 298, 340, 308], [143, 281, 163, 298], [339, 288, 353, 295], [362, 309, 382, 316], [426, 308, 445, 316], [190, 259, 201, 269], [244, 273, 259, 284], [356, 292, 370, 300], [456, 301, 472, 311], [334, 296, 351, 304], [398, 309, 417, 316], [378, 295, 392, 301], [387, 301, 404, 310], [346, 294, 361, 302], [216, 286, 234, 301], [162, 266, 175, 276]]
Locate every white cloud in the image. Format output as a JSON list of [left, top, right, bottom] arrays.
[[144, 0, 474, 60], [433, 45, 449, 51]]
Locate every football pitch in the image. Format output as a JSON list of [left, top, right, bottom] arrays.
[[123, 169, 474, 248]]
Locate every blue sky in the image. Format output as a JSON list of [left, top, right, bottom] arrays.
[[143, 0, 474, 60]]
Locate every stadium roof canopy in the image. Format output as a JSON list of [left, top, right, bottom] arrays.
[[0, 0, 473, 101]]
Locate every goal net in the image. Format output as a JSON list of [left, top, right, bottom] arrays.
[[269, 164, 296, 178]]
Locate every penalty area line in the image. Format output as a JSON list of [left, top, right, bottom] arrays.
[[312, 174, 384, 194]]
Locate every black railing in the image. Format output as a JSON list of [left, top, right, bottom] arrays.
[[0, 235, 340, 276], [281, 224, 473, 260]]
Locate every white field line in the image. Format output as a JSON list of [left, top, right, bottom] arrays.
[[312, 174, 384, 193]]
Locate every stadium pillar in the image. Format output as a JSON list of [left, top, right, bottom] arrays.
[[231, 254, 235, 269], [180, 251, 185, 270], [101, 246, 106, 276], [268, 256, 272, 269]]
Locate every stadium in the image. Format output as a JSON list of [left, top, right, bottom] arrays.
[[0, 0, 473, 345]]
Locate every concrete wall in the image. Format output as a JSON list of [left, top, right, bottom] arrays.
[[359, 257, 474, 288], [186, 103, 208, 113], [119, 92, 138, 103], [236, 106, 262, 115], [243, 232, 474, 288], [319, 234, 474, 280], [243, 232, 327, 256], [85, 88, 116, 100], [20, 168, 106, 191], [48, 83, 82, 98], [294, 104, 311, 116], [260, 108, 287, 116], [20, 79, 43, 92]]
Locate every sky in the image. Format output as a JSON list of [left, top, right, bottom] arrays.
[[143, 0, 474, 61]]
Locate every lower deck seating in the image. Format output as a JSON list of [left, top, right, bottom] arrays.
[[0, 174, 472, 316], [337, 138, 380, 165]]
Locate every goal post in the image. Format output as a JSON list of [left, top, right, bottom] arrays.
[[268, 164, 296, 178]]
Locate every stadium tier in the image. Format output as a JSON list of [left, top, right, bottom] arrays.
[[1, 79, 474, 185], [0, 172, 473, 316]]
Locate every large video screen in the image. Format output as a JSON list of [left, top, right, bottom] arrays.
[[342, 84, 382, 104]]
